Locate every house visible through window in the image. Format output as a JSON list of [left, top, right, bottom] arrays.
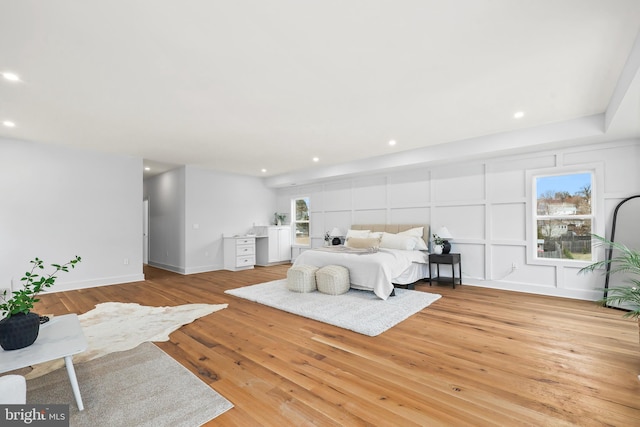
[[292, 197, 310, 246], [534, 172, 593, 261]]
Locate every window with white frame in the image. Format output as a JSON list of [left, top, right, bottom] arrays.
[[291, 197, 310, 246], [533, 171, 594, 261]]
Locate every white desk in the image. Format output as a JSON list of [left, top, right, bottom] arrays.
[[0, 314, 87, 410]]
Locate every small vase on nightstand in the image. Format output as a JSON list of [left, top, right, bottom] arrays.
[[433, 244, 443, 255]]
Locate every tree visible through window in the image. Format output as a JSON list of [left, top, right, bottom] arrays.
[[535, 172, 593, 260], [292, 197, 310, 245]]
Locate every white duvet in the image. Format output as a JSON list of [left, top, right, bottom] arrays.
[[293, 248, 428, 300]]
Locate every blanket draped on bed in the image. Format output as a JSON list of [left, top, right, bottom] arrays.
[[293, 248, 427, 300]]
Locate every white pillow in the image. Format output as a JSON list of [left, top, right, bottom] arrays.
[[398, 227, 428, 250], [345, 229, 370, 239], [412, 236, 428, 250], [379, 232, 417, 251], [398, 227, 423, 237]]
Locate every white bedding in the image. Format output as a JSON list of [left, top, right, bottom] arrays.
[[293, 248, 428, 300]]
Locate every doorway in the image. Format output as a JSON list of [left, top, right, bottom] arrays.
[[143, 198, 149, 265]]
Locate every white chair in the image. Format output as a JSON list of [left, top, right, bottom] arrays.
[[0, 375, 27, 404]]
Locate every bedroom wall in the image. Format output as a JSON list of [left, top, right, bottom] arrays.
[[0, 137, 144, 293], [144, 165, 277, 274], [275, 139, 640, 300], [184, 166, 277, 273]]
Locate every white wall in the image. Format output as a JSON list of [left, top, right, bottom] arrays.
[[184, 166, 277, 274], [0, 138, 144, 293], [144, 165, 277, 274], [275, 139, 640, 300]]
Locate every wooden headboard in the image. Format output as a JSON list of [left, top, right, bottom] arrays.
[[351, 224, 430, 241]]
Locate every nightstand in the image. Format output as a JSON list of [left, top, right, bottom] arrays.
[[429, 253, 462, 289]]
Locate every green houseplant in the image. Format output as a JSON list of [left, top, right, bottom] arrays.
[[579, 235, 640, 319], [274, 212, 287, 226], [0, 256, 81, 350], [432, 234, 444, 254]]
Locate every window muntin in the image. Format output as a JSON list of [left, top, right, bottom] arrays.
[[292, 197, 310, 246], [534, 172, 593, 261]]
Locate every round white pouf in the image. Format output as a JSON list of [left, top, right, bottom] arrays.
[[316, 265, 350, 295], [287, 265, 319, 293]]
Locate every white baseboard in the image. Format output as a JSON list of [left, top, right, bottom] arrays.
[[47, 274, 146, 293], [183, 264, 223, 275], [462, 278, 602, 301]]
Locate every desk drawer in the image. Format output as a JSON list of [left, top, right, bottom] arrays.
[[236, 244, 255, 256], [236, 255, 255, 267]]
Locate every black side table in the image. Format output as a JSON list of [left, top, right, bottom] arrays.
[[429, 253, 462, 289]]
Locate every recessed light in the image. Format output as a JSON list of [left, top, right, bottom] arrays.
[[2, 72, 20, 82], [388, 139, 397, 146], [3, 120, 15, 128], [144, 167, 150, 171], [514, 111, 524, 119], [312, 157, 319, 162], [261, 168, 267, 173]]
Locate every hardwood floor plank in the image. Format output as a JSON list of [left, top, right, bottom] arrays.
[[31, 265, 640, 426]]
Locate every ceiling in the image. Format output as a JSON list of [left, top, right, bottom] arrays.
[[1, 1, 640, 182]]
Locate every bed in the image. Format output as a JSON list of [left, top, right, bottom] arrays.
[[292, 224, 430, 300]]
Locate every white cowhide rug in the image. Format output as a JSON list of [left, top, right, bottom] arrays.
[[23, 302, 227, 379]]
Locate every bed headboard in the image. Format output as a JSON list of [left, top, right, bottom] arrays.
[[351, 224, 430, 241]]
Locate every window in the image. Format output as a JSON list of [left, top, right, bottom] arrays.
[[533, 172, 594, 261], [291, 197, 310, 246]]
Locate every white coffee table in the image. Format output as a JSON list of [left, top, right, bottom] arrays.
[[0, 313, 87, 410]]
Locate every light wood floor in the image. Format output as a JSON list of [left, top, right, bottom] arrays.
[[34, 265, 640, 426]]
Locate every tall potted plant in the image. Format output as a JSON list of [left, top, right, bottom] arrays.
[[0, 256, 81, 350], [579, 235, 640, 321]]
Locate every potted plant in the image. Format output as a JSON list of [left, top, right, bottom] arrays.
[[274, 212, 287, 226], [579, 234, 640, 320], [0, 256, 81, 350], [432, 234, 444, 254]]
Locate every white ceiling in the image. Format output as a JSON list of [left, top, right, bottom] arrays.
[[1, 1, 640, 182]]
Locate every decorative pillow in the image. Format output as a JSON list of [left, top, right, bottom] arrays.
[[368, 231, 384, 240], [345, 237, 381, 249], [379, 232, 417, 251], [410, 237, 428, 251], [345, 229, 370, 239], [398, 227, 428, 250]]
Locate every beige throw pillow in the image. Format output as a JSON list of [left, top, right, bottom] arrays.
[[345, 237, 380, 249]]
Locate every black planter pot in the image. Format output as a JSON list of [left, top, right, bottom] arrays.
[[0, 312, 40, 350]]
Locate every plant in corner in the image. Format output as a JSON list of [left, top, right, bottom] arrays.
[[579, 234, 640, 319], [0, 256, 81, 350]]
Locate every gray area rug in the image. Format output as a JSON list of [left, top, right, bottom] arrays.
[[27, 342, 233, 427], [225, 279, 442, 336]]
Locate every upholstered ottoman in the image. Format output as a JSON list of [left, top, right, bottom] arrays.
[[315, 265, 350, 295], [287, 265, 319, 293]]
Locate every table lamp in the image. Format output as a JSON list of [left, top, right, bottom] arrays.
[[436, 226, 453, 254], [330, 227, 343, 245]]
